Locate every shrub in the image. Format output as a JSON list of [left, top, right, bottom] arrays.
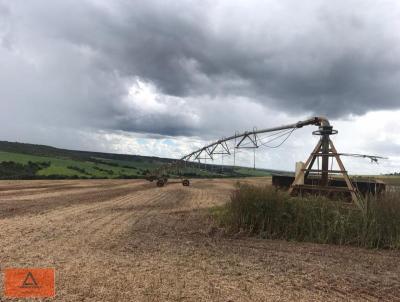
[[217, 183, 400, 249], [0, 161, 45, 179], [67, 165, 89, 175], [92, 166, 114, 175]]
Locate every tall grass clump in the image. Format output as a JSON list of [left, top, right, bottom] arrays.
[[219, 183, 400, 249]]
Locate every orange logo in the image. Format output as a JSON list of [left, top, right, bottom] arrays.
[[4, 268, 55, 298]]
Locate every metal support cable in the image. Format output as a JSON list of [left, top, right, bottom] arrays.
[[260, 128, 296, 148], [149, 117, 334, 177], [237, 128, 293, 147]]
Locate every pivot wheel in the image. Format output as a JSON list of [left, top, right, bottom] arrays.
[[182, 179, 190, 186], [156, 179, 165, 187]]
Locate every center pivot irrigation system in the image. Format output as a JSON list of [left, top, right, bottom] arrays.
[[146, 116, 386, 203]]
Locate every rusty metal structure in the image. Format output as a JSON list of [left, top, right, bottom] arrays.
[[146, 116, 385, 203], [288, 120, 361, 202], [272, 175, 386, 197]]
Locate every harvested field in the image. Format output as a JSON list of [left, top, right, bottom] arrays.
[[0, 178, 399, 301]]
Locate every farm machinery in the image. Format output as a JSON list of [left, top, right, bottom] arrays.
[[145, 116, 386, 203]]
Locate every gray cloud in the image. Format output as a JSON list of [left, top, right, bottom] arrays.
[[368, 141, 400, 157], [1, 0, 400, 142]]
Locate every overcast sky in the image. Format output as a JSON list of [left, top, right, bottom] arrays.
[[1, 0, 400, 174]]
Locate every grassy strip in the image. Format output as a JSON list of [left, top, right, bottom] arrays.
[[214, 183, 400, 249]]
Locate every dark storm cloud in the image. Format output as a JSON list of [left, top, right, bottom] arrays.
[[1, 0, 400, 140], [49, 0, 400, 118]]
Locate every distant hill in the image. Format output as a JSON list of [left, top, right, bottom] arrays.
[[0, 141, 281, 180]]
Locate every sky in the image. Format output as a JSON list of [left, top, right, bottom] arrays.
[[1, 0, 400, 174]]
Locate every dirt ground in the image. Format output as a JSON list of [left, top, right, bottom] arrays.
[[0, 178, 399, 301]]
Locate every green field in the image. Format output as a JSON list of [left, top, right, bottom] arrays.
[[375, 175, 400, 186], [0, 151, 142, 178], [0, 141, 274, 180]]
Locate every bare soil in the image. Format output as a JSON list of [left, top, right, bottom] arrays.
[[0, 178, 399, 301]]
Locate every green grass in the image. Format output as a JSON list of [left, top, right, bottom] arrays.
[[0, 151, 140, 178], [376, 176, 400, 186], [214, 183, 400, 249], [234, 167, 272, 177], [0, 151, 50, 164], [0, 141, 280, 179], [0, 151, 273, 180]]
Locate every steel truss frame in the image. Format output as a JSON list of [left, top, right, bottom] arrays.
[[146, 116, 363, 203]]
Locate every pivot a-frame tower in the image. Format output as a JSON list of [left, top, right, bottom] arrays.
[[289, 123, 360, 203]]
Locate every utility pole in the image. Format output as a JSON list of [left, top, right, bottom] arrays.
[[233, 134, 236, 167], [253, 148, 256, 170]]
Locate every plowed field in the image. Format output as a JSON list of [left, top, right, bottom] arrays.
[[0, 178, 399, 301]]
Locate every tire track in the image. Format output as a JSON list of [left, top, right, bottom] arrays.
[[83, 188, 170, 247], [0, 182, 154, 252], [96, 185, 191, 247]]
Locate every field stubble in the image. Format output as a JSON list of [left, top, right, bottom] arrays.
[[0, 178, 399, 301]]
